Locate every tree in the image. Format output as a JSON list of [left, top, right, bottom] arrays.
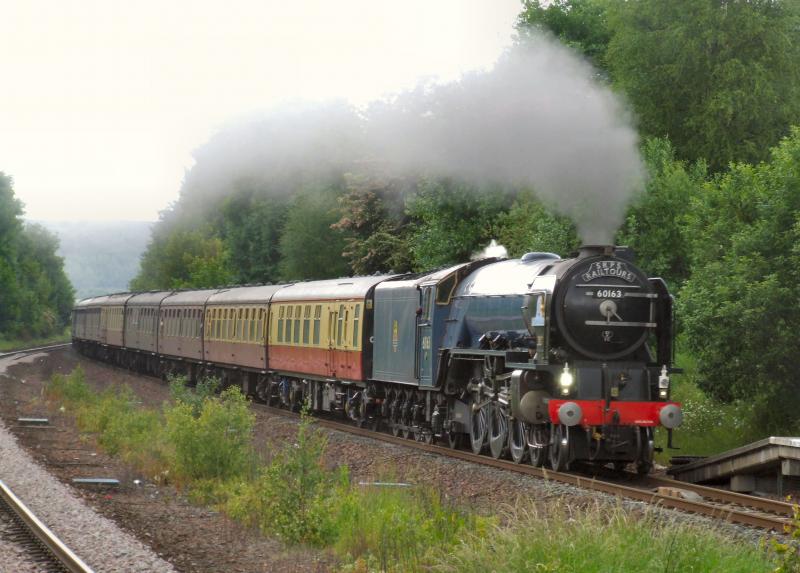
[[332, 174, 413, 275], [679, 128, 800, 433], [219, 190, 288, 284], [0, 172, 74, 339], [517, 0, 612, 73], [131, 226, 234, 290], [405, 179, 511, 271], [606, 0, 800, 171], [616, 138, 706, 287], [278, 186, 350, 281], [495, 191, 581, 258]]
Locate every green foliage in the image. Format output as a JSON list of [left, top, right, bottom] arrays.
[[227, 410, 342, 545], [0, 328, 71, 352], [616, 137, 706, 286], [334, 485, 482, 573], [517, 0, 612, 72], [168, 374, 221, 416], [770, 502, 800, 573], [680, 128, 800, 433], [432, 502, 773, 573], [0, 172, 74, 340], [130, 226, 234, 290], [606, 0, 800, 171], [656, 345, 761, 462], [406, 179, 510, 270], [165, 386, 255, 483], [45, 367, 170, 477], [45, 365, 94, 405], [495, 191, 580, 258], [333, 175, 414, 274], [278, 185, 350, 281], [220, 191, 288, 284]]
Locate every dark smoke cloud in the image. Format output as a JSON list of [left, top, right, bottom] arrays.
[[180, 35, 644, 243]]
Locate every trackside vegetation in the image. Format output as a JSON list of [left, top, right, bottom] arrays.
[[45, 368, 784, 571]]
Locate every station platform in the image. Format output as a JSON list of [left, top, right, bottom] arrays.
[[667, 437, 800, 496]]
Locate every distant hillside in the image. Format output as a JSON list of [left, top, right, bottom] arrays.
[[35, 220, 152, 301]]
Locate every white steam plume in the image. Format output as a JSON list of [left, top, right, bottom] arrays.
[[180, 35, 644, 243]]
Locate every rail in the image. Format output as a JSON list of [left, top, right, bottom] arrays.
[[255, 404, 794, 532], [0, 479, 95, 573], [0, 343, 72, 360]]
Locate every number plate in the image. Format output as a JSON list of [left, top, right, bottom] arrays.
[[595, 289, 623, 299]]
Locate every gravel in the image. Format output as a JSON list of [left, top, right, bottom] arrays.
[[0, 353, 176, 572]]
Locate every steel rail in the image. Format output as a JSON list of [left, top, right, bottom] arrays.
[[255, 404, 793, 532], [0, 479, 95, 573], [0, 343, 72, 359], [640, 474, 795, 517]]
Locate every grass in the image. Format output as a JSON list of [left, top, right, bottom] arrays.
[[431, 501, 776, 573], [0, 328, 71, 352], [655, 347, 764, 464], [45, 367, 785, 572]]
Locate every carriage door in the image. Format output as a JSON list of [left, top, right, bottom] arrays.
[[416, 286, 434, 386], [328, 306, 338, 377]]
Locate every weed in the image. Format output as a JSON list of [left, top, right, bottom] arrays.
[[770, 500, 800, 573], [165, 385, 255, 484], [431, 501, 774, 573], [169, 374, 220, 416]]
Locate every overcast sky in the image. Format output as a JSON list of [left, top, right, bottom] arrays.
[[1, 0, 520, 222]]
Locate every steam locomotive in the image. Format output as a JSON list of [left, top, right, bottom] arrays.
[[72, 244, 682, 472]]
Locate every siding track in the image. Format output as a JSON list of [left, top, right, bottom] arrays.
[[0, 479, 94, 573]]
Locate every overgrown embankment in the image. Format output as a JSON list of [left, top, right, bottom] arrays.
[[45, 367, 783, 572]]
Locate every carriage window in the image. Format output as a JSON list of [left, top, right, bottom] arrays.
[[257, 309, 264, 342], [277, 306, 284, 343], [286, 306, 293, 344], [294, 305, 301, 344], [353, 305, 360, 347], [337, 304, 344, 346], [313, 305, 321, 345], [303, 305, 310, 345]]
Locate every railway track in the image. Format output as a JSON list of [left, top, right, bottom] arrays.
[[58, 346, 794, 533], [254, 403, 795, 533], [0, 343, 72, 360], [0, 479, 94, 573]]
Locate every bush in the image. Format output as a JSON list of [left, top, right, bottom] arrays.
[[168, 374, 220, 416], [46, 367, 170, 478], [771, 501, 800, 573], [165, 386, 255, 484], [45, 365, 94, 406], [227, 410, 343, 545]]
